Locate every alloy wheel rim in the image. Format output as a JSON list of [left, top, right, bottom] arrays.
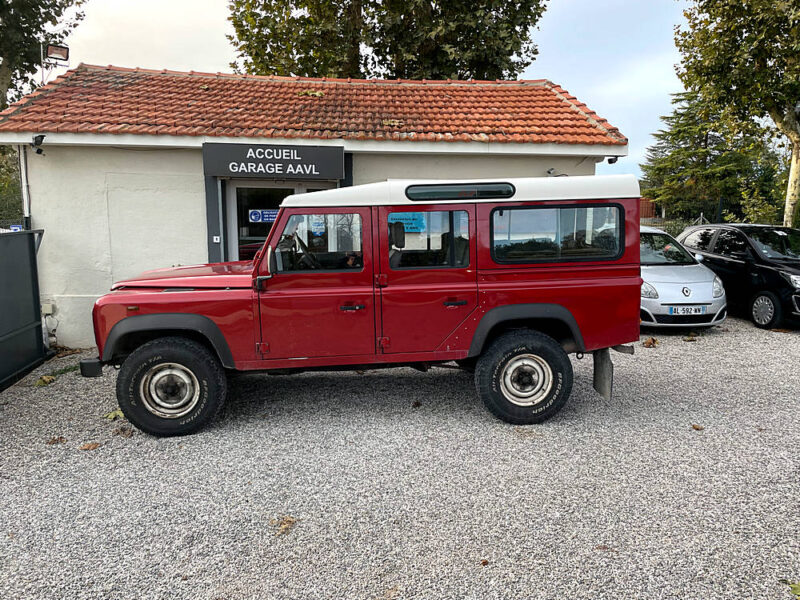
[[139, 362, 200, 419], [500, 353, 553, 407], [752, 295, 775, 326]]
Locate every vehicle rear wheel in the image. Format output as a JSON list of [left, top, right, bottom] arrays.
[[116, 337, 227, 437], [750, 291, 782, 329], [475, 330, 573, 425]]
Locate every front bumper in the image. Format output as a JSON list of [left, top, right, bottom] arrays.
[[80, 358, 104, 377], [640, 296, 727, 328]]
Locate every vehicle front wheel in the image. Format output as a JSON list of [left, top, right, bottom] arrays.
[[750, 291, 783, 329], [116, 337, 227, 437], [475, 330, 573, 425]]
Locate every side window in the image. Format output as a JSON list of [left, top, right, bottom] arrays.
[[275, 213, 362, 272], [387, 210, 469, 269], [682, 228, 716, 251], [491, 205, 621, 262], [713, 229, 748, 256]]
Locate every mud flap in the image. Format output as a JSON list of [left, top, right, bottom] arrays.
[[592, 348, 613, 400]]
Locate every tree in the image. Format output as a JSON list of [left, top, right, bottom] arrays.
[[367, 0, 548, 80], [0, 0, 85, 110], [227, 0, 364, 79], [0, 150, 22, 226], [227, 0, 549, 80], [640, 91, 787, 223], [675, 0, 800, 227]]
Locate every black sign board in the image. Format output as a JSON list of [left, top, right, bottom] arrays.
[[202, 143, 344, 180]]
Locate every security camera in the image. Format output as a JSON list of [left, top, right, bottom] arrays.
[[607, 156, 618, 164], [31, 134, 46, 154], [546, 168, 557, 176]]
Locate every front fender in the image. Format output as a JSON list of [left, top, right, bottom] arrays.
[[101, 313, 235, 368]]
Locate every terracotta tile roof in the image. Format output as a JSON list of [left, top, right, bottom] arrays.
[[0, 64, 627, 146]]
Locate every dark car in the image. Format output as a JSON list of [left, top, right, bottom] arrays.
[[677, 224, 800, 328]]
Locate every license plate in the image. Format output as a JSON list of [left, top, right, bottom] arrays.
[[668, 305, 706, 315]]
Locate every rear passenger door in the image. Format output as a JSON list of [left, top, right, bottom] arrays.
[[377, 205, 477, 354]]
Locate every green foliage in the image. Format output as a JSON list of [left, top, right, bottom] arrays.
[[227, 0, 364, 78], [227, 0, 549, 80], [0, 148, 22, 226], [367, 0, 548, 80], [0, 0, 86, 109], [675, 0, 800, 227], [641, 92, 788, 223]]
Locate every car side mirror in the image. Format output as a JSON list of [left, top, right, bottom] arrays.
[[254, 246, 275, 291], [694, 253, 704, 262]]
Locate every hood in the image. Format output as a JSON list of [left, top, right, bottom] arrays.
[[111, 261, 254, 290], [641, 263, 716, 284]]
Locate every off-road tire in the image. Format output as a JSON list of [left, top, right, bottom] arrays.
[[116, 337, 227, 437], [475, 330, 573, 425], [749, 291, 783, 329]]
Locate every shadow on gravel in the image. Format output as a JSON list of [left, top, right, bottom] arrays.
[[220, 367, 483, 426]]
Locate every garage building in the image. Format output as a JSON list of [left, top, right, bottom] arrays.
[[0, 64, 628, 346]]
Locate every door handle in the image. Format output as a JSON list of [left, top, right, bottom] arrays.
[[339, 304, 366, 311], [443, 300, 468, 307]]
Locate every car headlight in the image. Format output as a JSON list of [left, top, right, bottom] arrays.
[[641, 281, 659, 299], [712, 276, 724, 298], [781, 271, 800, 289]]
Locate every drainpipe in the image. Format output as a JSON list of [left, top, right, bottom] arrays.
[[18, 144, 32, 230]]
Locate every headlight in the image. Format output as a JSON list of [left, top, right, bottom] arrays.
[[782, 271, 800, 289], [641, 281, 659, 299], [712, 276, 724, 298]]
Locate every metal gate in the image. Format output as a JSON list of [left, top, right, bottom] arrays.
[[0, 230, 46, 390]]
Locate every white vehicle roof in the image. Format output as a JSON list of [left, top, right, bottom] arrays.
[[281, 174, 640, 208]]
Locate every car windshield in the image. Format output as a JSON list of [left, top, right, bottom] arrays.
[[745, 227, 800, 260], [640, 232, 696, 265]]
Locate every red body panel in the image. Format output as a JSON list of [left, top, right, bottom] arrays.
[[91, 196, 641, 370], [111, 261, 254, 290], [93, 289, 257, 363], [256, 207, 377, 359], [376, 204, 478, 353]]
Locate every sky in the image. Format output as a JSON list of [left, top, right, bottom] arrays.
[[48, 0, 689, 177]]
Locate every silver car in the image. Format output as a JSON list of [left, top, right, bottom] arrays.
[[639, 226, 727, 327]]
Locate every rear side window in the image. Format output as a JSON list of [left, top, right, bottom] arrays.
[[491, 205, 621, 262], [713, 229, 748, 256], [387, 211, 469, 269], [682, 228, 716, 251]]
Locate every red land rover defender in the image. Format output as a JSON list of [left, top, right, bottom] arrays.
[[80, 175, 641, 436]]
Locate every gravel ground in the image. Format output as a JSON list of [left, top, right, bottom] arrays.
[[0, 317, 798, 600]]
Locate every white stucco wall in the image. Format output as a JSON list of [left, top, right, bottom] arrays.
[[26, 146, 207, 347], [352, 153, 598, 185], [23, 144, 600, 348]]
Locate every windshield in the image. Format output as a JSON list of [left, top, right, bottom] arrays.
[[640, 232, 696, 265], [746, 227, 800, 260]]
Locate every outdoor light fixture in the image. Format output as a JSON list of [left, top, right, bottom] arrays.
[[46, 44, 69, 62], [31, 134, 46, 155]]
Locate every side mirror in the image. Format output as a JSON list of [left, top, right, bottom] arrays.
[[254, 246, 274, 291], [694, 253, 704, 262]]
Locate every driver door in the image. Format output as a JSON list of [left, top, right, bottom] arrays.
[[256, 207, 376, 360]]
